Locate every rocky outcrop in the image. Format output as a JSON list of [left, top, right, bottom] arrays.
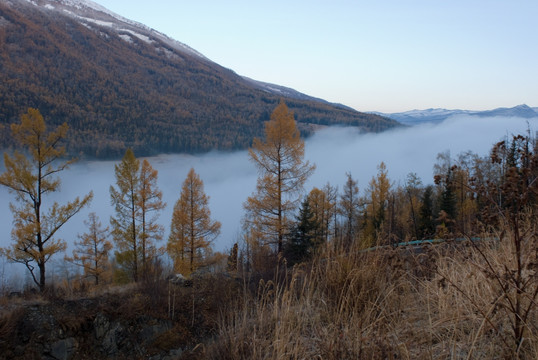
[[0, 297, 184, 359], [0, 275, 238, 359], [49, 338, 78, 360]]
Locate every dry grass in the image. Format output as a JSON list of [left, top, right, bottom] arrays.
[[427, 232, 538, 359], [0, 306, 25, 342], [207, 242, 415, 359], [2, 228, 537, 358], [206, 233, 538, 359]]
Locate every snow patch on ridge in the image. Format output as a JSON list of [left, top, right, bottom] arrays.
[[58, 0, 124, 20], [121, 29, 153, 44], [64, 10, 114, 28], [12, 0, 210, 61], [118, 34, 133, 44]]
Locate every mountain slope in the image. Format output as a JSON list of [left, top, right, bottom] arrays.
[[0, 0, 397, 158], [373, 104, 538, 126], [474, 104, 538, 118]]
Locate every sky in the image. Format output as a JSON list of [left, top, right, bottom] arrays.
[[92, 0, 538, 113]]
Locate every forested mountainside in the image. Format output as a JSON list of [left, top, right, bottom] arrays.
[[0, 0, 398, 159]]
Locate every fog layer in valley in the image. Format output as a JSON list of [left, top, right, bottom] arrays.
[[0, 115, 536, 283]]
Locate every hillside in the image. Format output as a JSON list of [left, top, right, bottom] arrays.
[[0, 0, 398, 158]]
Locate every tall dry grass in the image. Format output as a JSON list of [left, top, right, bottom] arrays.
[[208, 241, 423, 359], [207, 229, 538, 359], [428, 229, 538, 359]]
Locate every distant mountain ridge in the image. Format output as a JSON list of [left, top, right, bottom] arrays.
[[0, 0, 397, 158], [373, 104, 538, 125]]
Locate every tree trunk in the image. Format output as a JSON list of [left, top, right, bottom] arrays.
[[277, 158, 283, 254], [39, 262, 46, 292]]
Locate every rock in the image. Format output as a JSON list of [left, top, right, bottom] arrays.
[[102, 322, 124, 356], [169, 348, 184, 357], [140, 320, 172, 344], [93, 312, 124, 356], [93, 313, 110, 339], [49, 338, 77, 360]]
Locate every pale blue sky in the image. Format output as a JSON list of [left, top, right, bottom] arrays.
[[94, 0, 537, 113]]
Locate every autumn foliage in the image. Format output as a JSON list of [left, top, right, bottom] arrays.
[[109, 149, 165, 282], [65, 212, 112, 285], [3, 105, 538, 358], [244, 102, 315, 254], [167, 168, 221, 275], [0, 2, 397, 159], [0, 108, 92, 291]]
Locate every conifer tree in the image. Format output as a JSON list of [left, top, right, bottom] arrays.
[[244, 101, 315, 254], [436, 168, 457, 235], [323, 183, 339, 241], [227, 243, 239, 273], [433, 151, 456, 234], [138, 159, 165, 276], [364, 162, 391, 245], [167, 195, 189, 275], [167, 168, 221, 275], [109, 149, 164, 281], [339, 173, 360, 247], [307, 187, 332, 245], [285, 197, 319, 265], [65, 212, 112, 285], [0, 108, 93, 291], [418, 185, 436, 239], [404, 173, 422, 240], [110, 149, 140, 281]]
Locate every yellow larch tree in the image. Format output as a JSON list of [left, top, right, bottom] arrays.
[[65, 212, 112, 285], [363, 162, 391, 246], [138, 159, 165, 276], [0, 108, 93, 291], [167, 168, 221, 275], [110, 148, 141, 282], [307, 187, 327, 245], [167, 200, 189, 275], [110, 150, 165, 282], [307, 184, 338, 245], [244, 101, 315, 254]]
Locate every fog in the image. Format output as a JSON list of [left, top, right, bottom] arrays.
[[305, 115, 537, 189], [1, 115, 537, 281]]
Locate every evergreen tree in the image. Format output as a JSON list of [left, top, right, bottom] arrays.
[[227, 243, 239, 273], [284, 197, 320, 265], [418, 185, 436, 239], [438, 169, 456, 224], [434, 151, 456, 234]]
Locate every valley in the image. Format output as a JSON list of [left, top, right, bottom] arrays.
[[1, 0, 538, 358]]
